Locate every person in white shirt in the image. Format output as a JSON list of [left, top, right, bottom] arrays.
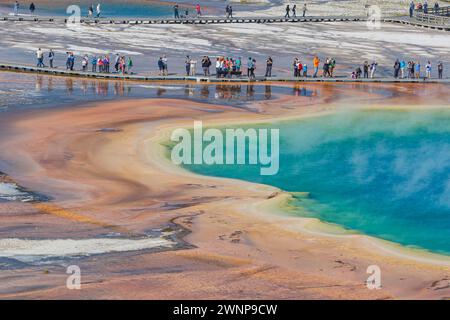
[[13, 1, 19, 16], [215, 58, 221, 78], [36, 48, 44, 67], [370, 61, 377, 78], [189, 58, 197, 76], [162, 55, 168, 75]]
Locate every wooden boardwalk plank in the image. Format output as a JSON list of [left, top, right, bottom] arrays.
[[1, 63, 448, 84]]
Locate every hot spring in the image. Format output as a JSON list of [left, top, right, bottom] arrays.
[[182, 109, 450, 255]]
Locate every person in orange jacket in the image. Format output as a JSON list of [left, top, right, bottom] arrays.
[[313, 55, 320, 77]]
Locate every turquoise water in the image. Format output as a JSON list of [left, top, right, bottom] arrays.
[[182, 110, 450, 255], [1, 2, 172, 18]]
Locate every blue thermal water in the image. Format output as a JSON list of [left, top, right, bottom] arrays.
[[1, 2, 173, 18], [183, 110, 450, 255]]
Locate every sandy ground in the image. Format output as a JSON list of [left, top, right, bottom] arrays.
[[0, 80, 449, 299]]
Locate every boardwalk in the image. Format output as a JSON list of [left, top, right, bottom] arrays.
[[385, 16, 450, 31], [1, 62, 448, 84], [0, 14, 367, 24]]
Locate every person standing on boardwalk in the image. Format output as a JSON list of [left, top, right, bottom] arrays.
[[128, 56, 133, 74], [425, 61, 431, 78], [119, 56, 125, 74], [293, 58, 298, 77], [423, 0, 428, 13], [409, 1, 415, 18], [105, 55, 110, 72], [313, 55, 320, 77], [235, 57, 241, 72], [285, 5, 290, 18], [196, 4, 201, 16], [158, 57, 164, 75], [66, 52, 71, 70], [36, 48, 44, 67], [400, 59, 406, 78], [247, 57, 255, 79], [414, 61, 420, 79], [265, 56, 273, 77], [162, 55, 168, 76], [88, 4, 94, 17], [174, 4, 180, 19], [189, 57, 197, 76], [215, 57, 221, 78], [394, 59, 400, 78], [13, 1, 19, 16], [322, 58, 329, 77], [329, 58, 336, 77], [363, 61, 369, 78], [114, 53, 120, 72], [437, 61, 443, 79], [415, 61, 421, 78], [201, 56, 210, 76], [82, 55, 88, 72], [355, 66, 362, 78], [91, 55, 97, 72], [65, 52, 75, 71], [29, 2, 35, 15], [370, 61, 377, 78], [302, 4, 307, 17], [226, 5, 233, 18], [292, 5, 296, 17], [185, 55, 190, 76], [97, 56, 103, 72], [48, 49, 55, 68]]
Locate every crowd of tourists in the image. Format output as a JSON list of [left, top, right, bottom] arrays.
[[173, 3, 203, 19], [11, 1, 102, 17], [35, 49, 134, 74], [351, 61, 378, 79], [392, 59, 443, 79], [34, 49, 445, 80], [409, 1, 441, 17], [284, 4, 308, 18]]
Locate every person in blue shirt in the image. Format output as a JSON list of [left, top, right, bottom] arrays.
[[415, 61, 421, 78], [91, 55, 97, 72], [235, 57, 241, 72], [247, 57, 255, 79], [400, 60, 406, 78], [409, 1, 415, 18]]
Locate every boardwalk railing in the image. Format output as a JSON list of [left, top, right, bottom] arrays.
[[427, 6, 450, 16], [0, 14, 366, 25], [414, 6, 450, 25]]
